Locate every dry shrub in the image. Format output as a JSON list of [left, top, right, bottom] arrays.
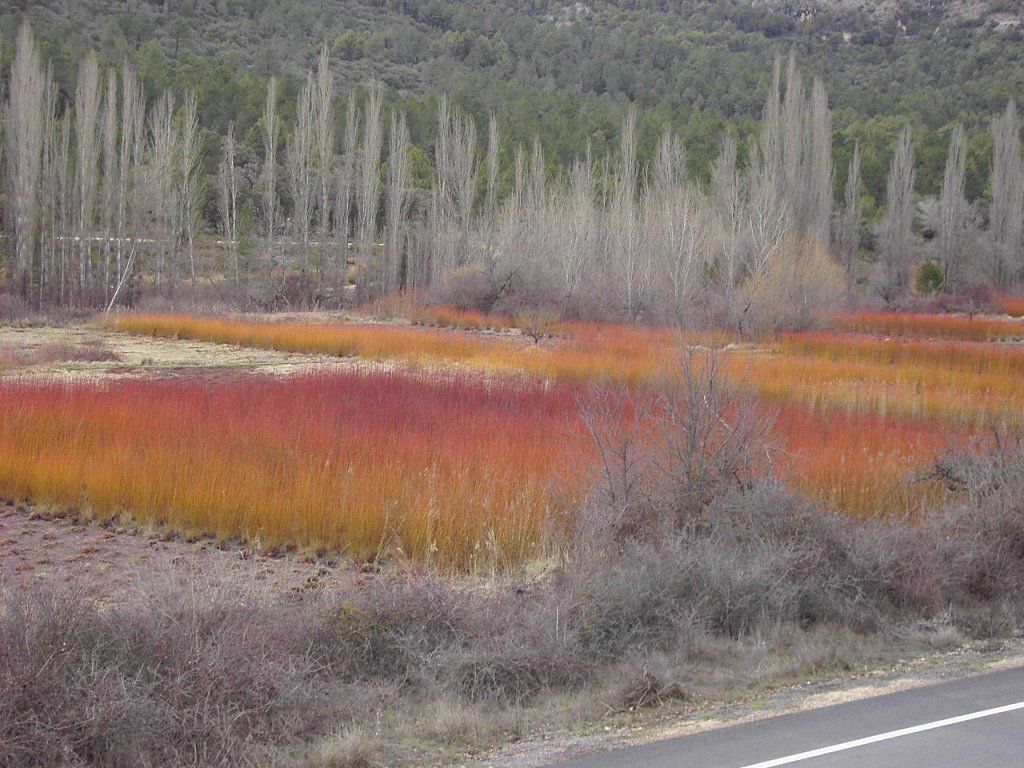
[[0, 575, 582, 767], [576, 351, 773, 551], [928, 430, 1024, 606], [0, 584, 332, 768], [432, 264, 497, 312], [609, 655, 689, 711], [739, 236, 845, 334], [315, 575, 585, 704], [310, 729, 380, 768], [37, 339, 122, 363]]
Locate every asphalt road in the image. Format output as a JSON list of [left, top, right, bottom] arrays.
[[549, 667, 1024, 768]]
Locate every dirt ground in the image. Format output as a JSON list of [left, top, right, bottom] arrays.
[[0, 323, 375, 381], [0, 502, 352, 606]]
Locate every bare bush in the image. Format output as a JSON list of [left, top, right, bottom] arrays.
[[577, 352, 774, 549], [738, 235, 846, 334]]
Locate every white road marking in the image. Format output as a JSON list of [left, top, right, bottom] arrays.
[[736, 700, 1024, 768]]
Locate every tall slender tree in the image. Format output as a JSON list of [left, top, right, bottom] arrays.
[[287, 74, 316, 289], [314, 45, 335, 275], [6, 23, 48, 299], [989, 100, 1024, 285], [878, 127, 916, 300], [262, 76, 279, 257], [149, 91, 177, 293], [711, 132, 743, 297], [938, 123, 968, 289], [179, 92, 202, 285], [356, 85, 384, 294], [100, 70, 119, 300], [74, 52, 101, 299], [610, 107, 643, 318], [219, 123, 239, 285], [384, 111, 411, 295], [836, 142, 862, 289]]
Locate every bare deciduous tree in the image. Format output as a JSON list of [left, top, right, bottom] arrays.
[[938, 123, 969, 289], [836, 142, 862, 288], [149, 91, 177, 293], [6, 23, 48, 299], [710, 133, 743, 297], [178, 92, 202, 286], [314, 45, 335, 275], [384, 111, 411, 295], [485, 112, 500, 220], [356, 84, 384, 295], [75, 52, 101, 298], [652, 183, 710, 321], [609, 107, 643, 318], [100, 70, 119, 300], [262, 76, 279, 256], [219, 123, 239, 285], [878, 127, 916, 301], [561, 147, 596, 303], [989, 100, 1024, 285], [111, 62, 143, 308], [745, 155, 792, 283], [287, 74, 316, 289]]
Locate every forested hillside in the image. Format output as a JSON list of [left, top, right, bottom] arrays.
[[3, 0, 1022, 199]]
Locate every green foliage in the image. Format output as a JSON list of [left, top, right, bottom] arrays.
[[916, 260, 945, 295]]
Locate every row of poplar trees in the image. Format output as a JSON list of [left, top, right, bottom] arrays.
[[4, 22, 1024, 321]]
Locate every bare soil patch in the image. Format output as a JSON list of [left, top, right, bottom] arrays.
[[0, 503, 353, 606], [0, 324, 378, 381]]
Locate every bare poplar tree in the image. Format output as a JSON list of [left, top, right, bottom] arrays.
[[989, 100, 1024, 285], [433, 96, 479, 280], [384, 111, 411, 295], [314, 45, 335, 274], [561, 147, 596, 302], [746, 155, 792, 282], [75, 51, 101, 299], [652, 129, 688, 200], [6, 23, 47, 299], [219, 123, 239, 284], [262, 76, 279, 257], [651, 181, 709, 320], [807, 76, 834, 243], [938, 123, 969, 288], [36, 69, 63, 303], [710, 133, 744, 297], [878, 127, 916, 300], [760, 55, 784, 189], [336, 95, 360, 255], [836, 143, 862, 288], [100, 71, 119, 300], [113, 62, 143, 302], [781, 53, 805, 217], [609, 107, 643, 318], [486, 113, 500, 220], [759, 53, 832, 242], [178, 92, 202, 286], [356, 84, 384, 293], [149, 91, 177, 292], [55, 117, 73, 303], [287, 74, 316, 288]]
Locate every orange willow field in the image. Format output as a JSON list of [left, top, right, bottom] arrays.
[[0, 308, 1019, 567], [0, 372, 588, 569]]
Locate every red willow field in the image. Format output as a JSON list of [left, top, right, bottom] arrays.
[[0, 372, 587, 569], [2, 308, 1019, 567]]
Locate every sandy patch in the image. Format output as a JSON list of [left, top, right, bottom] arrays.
[[0, 324, 383, 382]]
